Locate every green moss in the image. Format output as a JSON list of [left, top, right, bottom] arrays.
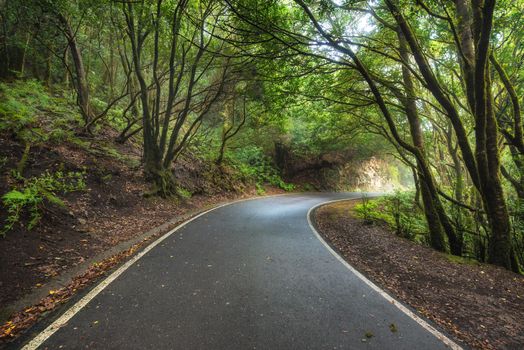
[[445, 254, 480, 266], [0, 80, 82, 145]]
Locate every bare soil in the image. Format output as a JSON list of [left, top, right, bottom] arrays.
[[313, 200, 524, 350]]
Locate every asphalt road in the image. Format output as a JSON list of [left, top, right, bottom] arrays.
[[24, 193, 457, 349]]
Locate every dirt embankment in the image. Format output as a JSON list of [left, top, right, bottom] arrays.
[[0, 131, 274, 332], [313, 200, 524, 350]]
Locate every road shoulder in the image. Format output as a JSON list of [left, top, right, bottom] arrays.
[[313, 200, 524, 350]]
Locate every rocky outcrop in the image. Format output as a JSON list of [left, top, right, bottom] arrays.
[[274, 141, 410, 192]]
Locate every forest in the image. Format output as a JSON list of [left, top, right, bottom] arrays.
[[1, 0, 524, 298], [2, 0, 524, 347]]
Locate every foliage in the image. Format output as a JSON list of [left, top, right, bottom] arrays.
[[0, 80, 48, 136], [228, 146, 294, 191], [354, 195, 376, 224], [0, 80, 81, 144], [255, 183, 266, 196], [358, 191, 524, 265], [176, 186, 193, 200], [508, 197, 524, 268], [1, 171, 86, 235], [2, 0, 523, 272], [354, 192, 428, 244]]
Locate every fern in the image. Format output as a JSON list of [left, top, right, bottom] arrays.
[[1, 170, 86, 235]]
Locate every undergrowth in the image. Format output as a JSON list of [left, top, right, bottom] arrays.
[[355, 191, 524, 268], [0, 81, 296, 237], [226, 146, 294, 191], [0, 80, 82, 145], [354, 192, 429, 245], [1, 170, 86, 235]]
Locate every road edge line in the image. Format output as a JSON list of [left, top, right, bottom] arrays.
[[21, 194, 289, 350], [306, 198, 463, 350]]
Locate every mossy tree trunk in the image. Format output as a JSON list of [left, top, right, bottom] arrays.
[[398, 29, 456, 254], [386, 0, 513, 270]]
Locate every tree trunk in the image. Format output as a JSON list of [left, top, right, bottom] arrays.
[[398, 29, 452, 253], [412, 167, 421, 208], [20, 32, 30, 76], [388, 0, 510, 267], [216, 140, 226, 165], [454, 0, 476, 111], [417, 176, 447, 251], [473, 1, 513, 269], [484, 74, 513, 268], [64, 46, 70, 88], [58, 13, 93, 126], [45, 50, 52, 86], [144, 162, 177, 198]]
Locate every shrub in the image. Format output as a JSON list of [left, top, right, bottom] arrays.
[[0, 80, 46, 135], [354, 191, 428, 243], [508, 197, 524, 268], [255, 183, 266, 195], [354, 198, 389, 224], [228, 146, 294, 191], [354, 195, 376, 224]]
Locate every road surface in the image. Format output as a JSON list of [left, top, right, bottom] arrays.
[[22, 193, 458, 349]]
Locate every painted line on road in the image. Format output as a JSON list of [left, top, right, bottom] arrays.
[[21, 193, 290, 350], [23, 193, 452, 349], [22, 205, 229, 350], [307, 198, 463, 350]]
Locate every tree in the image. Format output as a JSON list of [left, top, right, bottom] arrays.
[[216, 92, 247, 165], [122, 0, 230, 196], [224, 0, 524, 271]]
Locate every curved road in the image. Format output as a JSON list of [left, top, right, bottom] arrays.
[[23, 193, 458, 349]]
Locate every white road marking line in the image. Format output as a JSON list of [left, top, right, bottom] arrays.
[[22, 194, 288, 350], [24, 193, 459, 349], [306, 198, 463, 350], [22, 207, 224, 350]]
